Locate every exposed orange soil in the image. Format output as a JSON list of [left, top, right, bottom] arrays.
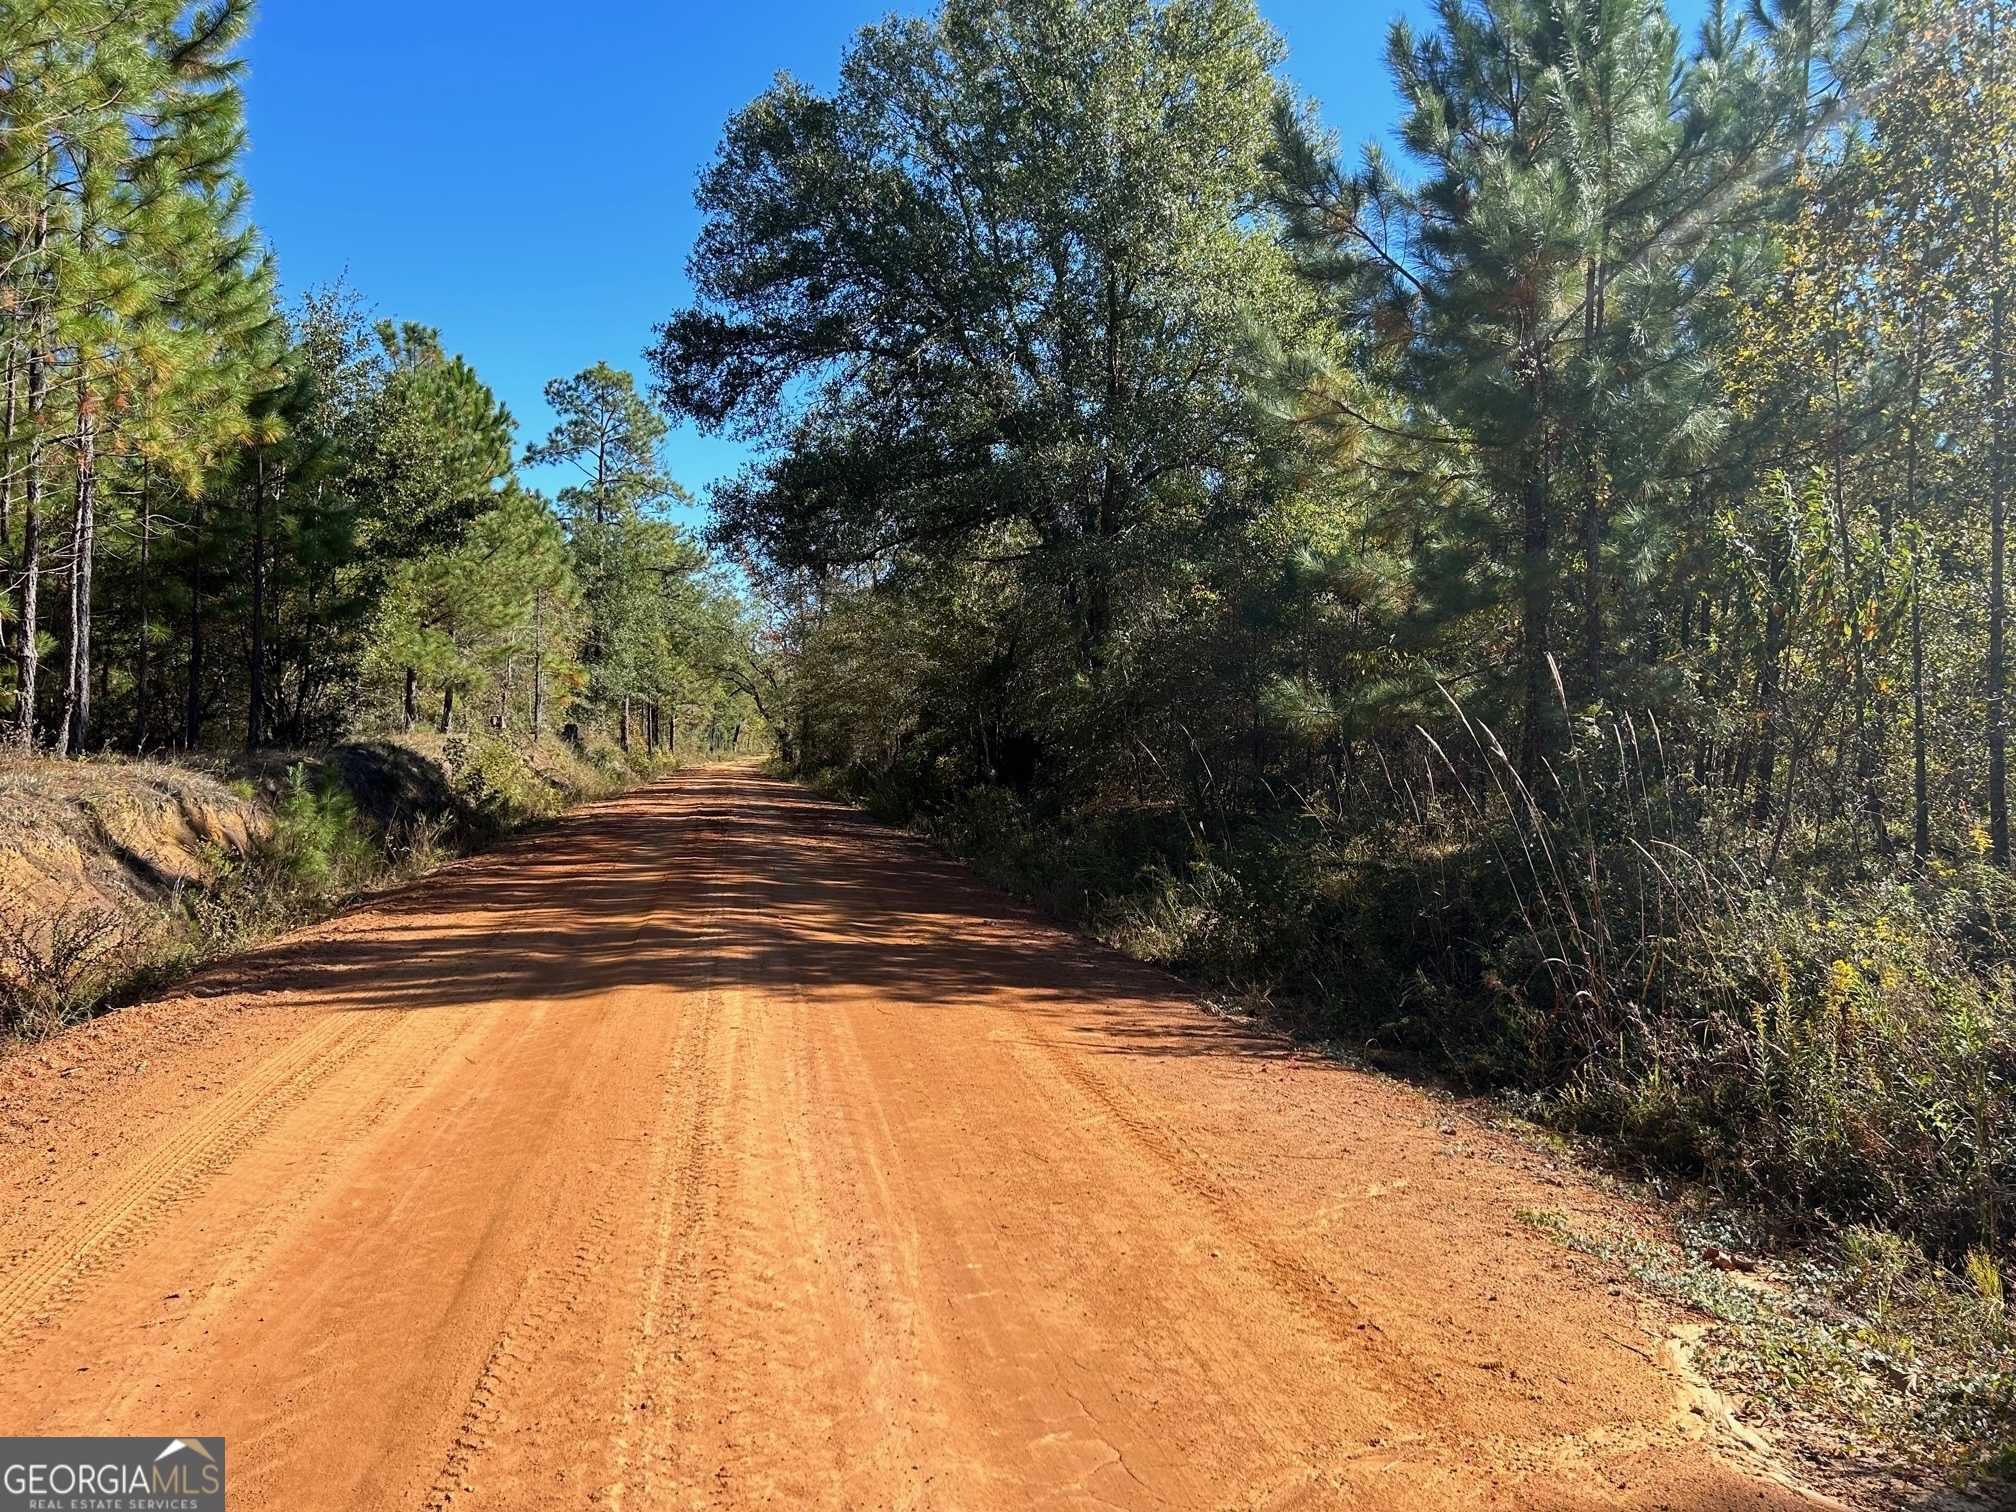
[[0, 764, 1830, 1509]]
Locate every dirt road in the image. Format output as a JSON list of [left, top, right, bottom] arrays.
[[0, 765, 1821, 1510]]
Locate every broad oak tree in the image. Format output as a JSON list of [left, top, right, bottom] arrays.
[[651, 0, 1317, 680]]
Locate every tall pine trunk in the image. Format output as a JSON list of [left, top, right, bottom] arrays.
[[1, 340, 15, 674], [1, 341, 13, 536], [60, 184, 101, 758], [530, 594, 544, 739], [12, 335, 45, 752], [184, 498, 205, 749], [1912, 523, 1930, 867], [1518, 458, 1552, 783], [9, 189, 47, 753], [1991, 0, 2011, 866], [1907, 315, 1930, 867], [134, 466, 152, 753], [60, 405, 96, 755], [1693, 593, 1714, 789], [247, 455, 267, 751], [1579, 249, 1606, 705]]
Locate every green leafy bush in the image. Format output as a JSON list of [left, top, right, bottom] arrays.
[[197, 764, 384, 944], [1554, 884, 2016, 1257]]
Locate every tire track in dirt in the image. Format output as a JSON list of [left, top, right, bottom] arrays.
[[601, 886, 728, 1512], [416, 820, 723, 1512], [638, 1012, 743, 1502], [752, 796, 1353, 1507], [420, 1206, 616, 1510], [630, 952, 851, 1509], [1005, 1018, 1763, 1503], [816, 963, 1377, 1507], [85, 1005, 486, 1431], [0, 1010, 397, 1346], [1025, 1025, 1433, 1399], [762, 968, 956, 1508], [236, 994, 632, 1510], [608, 962, 748, 1508]]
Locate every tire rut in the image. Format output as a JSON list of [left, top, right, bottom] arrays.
[[1026, 1022, 1438, 1410], [615, 951, 751, 1507], [423, 821, 731, 1512], [601, 905, 728, 1510], [0, 1010, 396, 1346]]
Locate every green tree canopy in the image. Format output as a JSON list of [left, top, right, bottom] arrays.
[[651, 0, 1319, 673]]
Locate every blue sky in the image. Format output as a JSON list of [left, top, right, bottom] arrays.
[[239, 0, 1708, 521]]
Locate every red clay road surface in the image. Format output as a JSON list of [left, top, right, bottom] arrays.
[[0, 764, 1830, 1510]]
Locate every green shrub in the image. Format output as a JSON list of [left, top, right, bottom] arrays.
[[196, 764, 384, 944], [1550, 883, 2016, 1256], [270, 764, 381, 893], [442, 733, 569, 829]]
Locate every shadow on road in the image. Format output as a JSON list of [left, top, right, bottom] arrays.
[[197, 766, 1284, 1068]]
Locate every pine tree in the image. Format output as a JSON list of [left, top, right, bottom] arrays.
[[0, 0, 266, 753], [525, 363, 689, 737], [348, 323, 515, 731], [367, 486, 580, 735], [1269, 0, 1824, 775]]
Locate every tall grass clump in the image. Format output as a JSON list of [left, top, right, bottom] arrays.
[[1350, 665, 2016, 1263]]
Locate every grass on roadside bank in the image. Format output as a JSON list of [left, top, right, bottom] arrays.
[[0, 730, 678, 1041], [1511, 1199, 2016, 1500]]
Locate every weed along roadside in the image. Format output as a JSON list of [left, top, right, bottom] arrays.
[[0, 733, 685, 1040]]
